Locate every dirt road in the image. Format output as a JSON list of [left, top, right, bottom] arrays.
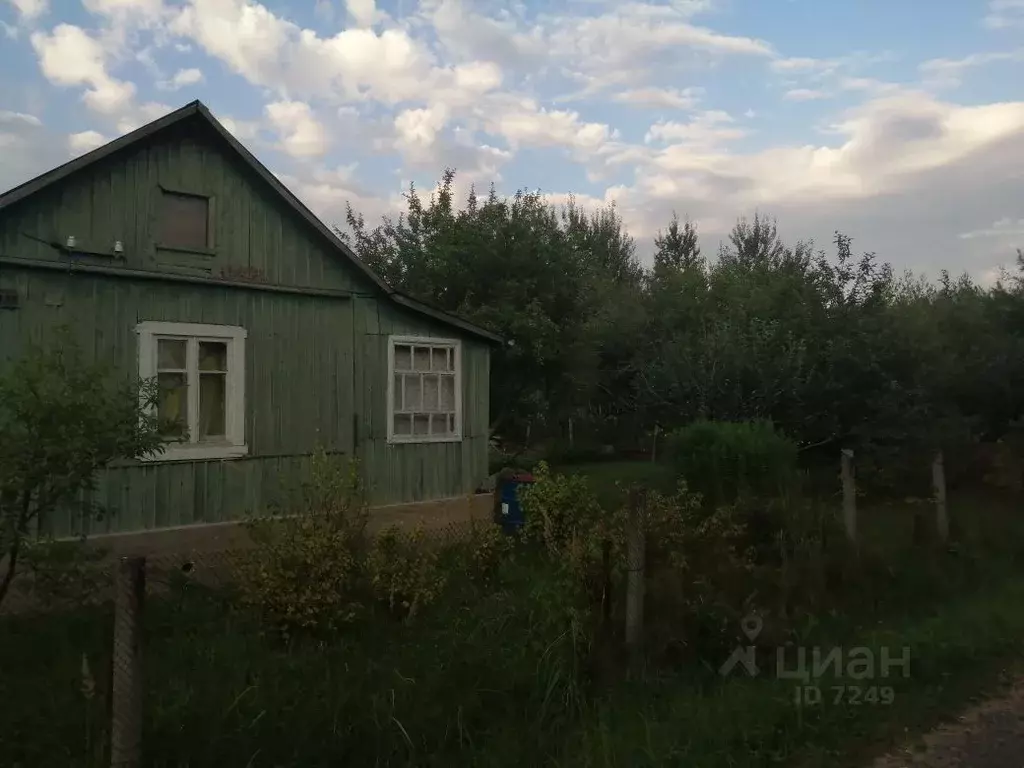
[[870, 680, 1024, 767]]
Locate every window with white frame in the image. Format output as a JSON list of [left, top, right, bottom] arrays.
[[136, 322, 247, 461], [388, 336, 461, 442]]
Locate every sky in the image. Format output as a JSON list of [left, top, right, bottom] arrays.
[[1, 0, 1023, 282]]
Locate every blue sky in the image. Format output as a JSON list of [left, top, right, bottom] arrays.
[[2, 0, 1023, 280]]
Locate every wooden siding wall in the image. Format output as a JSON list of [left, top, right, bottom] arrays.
[[0, 270, 491, 537], [0, 120, 360, 292], [352, 297, 490, 506], [0, 269, 353, 536]]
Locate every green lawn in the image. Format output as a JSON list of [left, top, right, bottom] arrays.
[[553, 460, 677, 509]]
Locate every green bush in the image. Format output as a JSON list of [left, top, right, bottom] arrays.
[[665, 419, 799, 507], [236, 448, 371, 636]]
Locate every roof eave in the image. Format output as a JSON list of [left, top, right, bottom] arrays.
[[390, 293, 505, 346], [0, 101, 203, 212]]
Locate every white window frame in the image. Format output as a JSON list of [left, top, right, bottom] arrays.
[[387, 335, 463, 444], [136, 321, 248, 461]]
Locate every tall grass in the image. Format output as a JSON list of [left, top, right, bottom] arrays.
[[3, 470, 1024, 767]]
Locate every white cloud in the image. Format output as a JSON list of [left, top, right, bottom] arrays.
[[265, 100, 329, 158], [784, 88, 829, 102], [612, 86, 703, 110], [645, 110, 745, 146], [215, 114, 261, 141], [0, 110, 69, 193], [345, 0, 381, 27], [6, 0, 47, 21], [919, 50, 1024, 89], [486, 98, 617, 154], [159, 67, 204, 90], [393, 104, 449, 162], [551, 6, 772, 93], [771, 56, 836, 74], [82, 0, 164, 19], [68, 130, 108, 154], [115, 101, 174, 133], [169, 0, 498, 108], [30, 24, 137, 115], [959, 218, 1024, 240], [420, 0, 545, 69], [574, 89, 1024, 280], [0, 110, 42, 127], [984, 0, 1024, 28]]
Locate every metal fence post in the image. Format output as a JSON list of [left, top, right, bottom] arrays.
[[933, 451, 949, 542], [625, 488, 647, 662], [111, 556, 145, 768], [840, 449, 857, 544]]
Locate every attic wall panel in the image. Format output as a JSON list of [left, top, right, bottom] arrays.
[[0, 119, 370, 293]]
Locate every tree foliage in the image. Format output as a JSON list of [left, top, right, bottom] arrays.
[[339, 170, 1024, 467], [0, 330, 165, 606]]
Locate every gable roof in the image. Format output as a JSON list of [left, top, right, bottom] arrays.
[[0, 100, 503, 345]]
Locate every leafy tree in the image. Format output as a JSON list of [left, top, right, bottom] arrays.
[[652, 213, 702, 278], [722, 212, 789, 268], [339, 172, 1024, 474], [0, 332, 165, 606], [338, 170, 643, 445]]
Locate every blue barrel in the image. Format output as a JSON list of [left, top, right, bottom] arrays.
[[498, 472, 535, 534]]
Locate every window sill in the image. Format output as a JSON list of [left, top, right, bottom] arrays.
[[156, 244, 217, 258], [143, 443, 249, 462], [387, 436, 464, 445]]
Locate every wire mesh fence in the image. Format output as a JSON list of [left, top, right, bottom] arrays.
[[2, 448, 1002, 766]]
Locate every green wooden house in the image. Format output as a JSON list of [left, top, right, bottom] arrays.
[[0, 100, 500, 541]]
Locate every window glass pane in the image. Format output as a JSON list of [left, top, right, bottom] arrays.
[[413, 347, 431, 371], [199, 373, 226, 438], [394, 344, 412, 371], [404, 375, 422, 410], [448, 413, 456, 433], [423, 375, 439, 411], [430, 414, 453, 436], [157, 339, 186, 370], [431, 348, 448, 371], [413, 414, 430, 436], [199, 341, 227, 372], [159, 191, 209, 251], [394, 413, 411, 436], [440, 375, 455, 410], [157, 372, 188, 438], [393, 374, 403, 411]]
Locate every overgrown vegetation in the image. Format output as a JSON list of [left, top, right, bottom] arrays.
[[665, 419, 799, 507], [4, 454, 1024, 767]]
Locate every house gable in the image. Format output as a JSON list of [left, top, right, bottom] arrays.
[[0, 115, 370, 294]]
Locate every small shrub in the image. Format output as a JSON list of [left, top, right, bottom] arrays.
[[521, 461, 605, 557], [665, 419, 799, 507], [236, 448, 370, 636], [366, 526, 447, 623], [438, 519, 515, 588]]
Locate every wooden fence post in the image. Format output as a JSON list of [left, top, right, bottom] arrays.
[[111, 556, 145, 768], [932, 451, 949, 542], [840, 449, 857, 544], [625, 488, 647, 664]]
